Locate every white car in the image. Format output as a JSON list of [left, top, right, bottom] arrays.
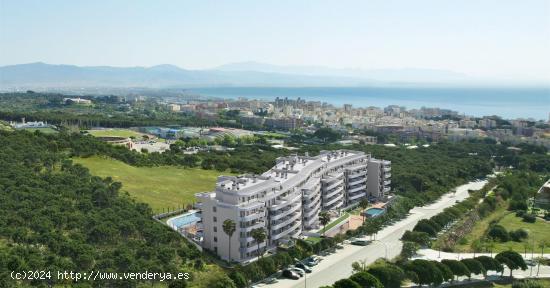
[[288, 267, 306, 277]]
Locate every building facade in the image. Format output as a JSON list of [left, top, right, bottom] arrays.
[[196, 150, 391, 262]]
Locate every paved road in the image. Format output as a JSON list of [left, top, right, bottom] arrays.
[[263, 179, 489, 288]]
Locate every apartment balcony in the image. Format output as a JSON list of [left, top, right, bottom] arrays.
[[303, 192, 321, 206], [271, 221, 302, 240], [383, 180, 391, 186], [303, 202, 321, 218], [324, 199, 344, 211], [240, 242, 267, 254], [242, 220, 266, 232], [323, 193, 344, 208], [241, 211, 266, 222], [347, 191, 366, 201], [347, 184, 366, 193], [383, 187, 391, 193], [347, 170, 366, 179], [270, 192, 301, 212], [384, 173, 391, 179], [271, 211, 301, 230], [348, 178, 366, 187], [270, 203, 301, 221], [383, 166, 391, 173], [324, 179, 344, 191], [303, 215, 318, 228], [323, 186, 344, 199]]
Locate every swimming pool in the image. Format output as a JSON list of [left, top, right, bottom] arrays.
[[167, 211, 201, 229], [364, 208, 385, 218]]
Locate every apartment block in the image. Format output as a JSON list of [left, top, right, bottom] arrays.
[[366, 158, 392, 200], [196, 150, 390, 262]]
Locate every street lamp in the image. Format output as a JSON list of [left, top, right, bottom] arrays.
[[294, 258, 307, 288]]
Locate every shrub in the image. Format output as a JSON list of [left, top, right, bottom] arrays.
[[509, 229, 528, 242], [488, 225, 509, 242], [522, 214, 536, 223], [515, 210, 526, 217], [349, 271, 383, 288]]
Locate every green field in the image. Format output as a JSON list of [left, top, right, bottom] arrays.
[[456, 207, 550, 253], [21, 127, 58, 134], [73, 156, 232, 212], [86, 128, 145, 138]]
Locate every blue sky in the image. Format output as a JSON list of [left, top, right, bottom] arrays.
[[1, 0, 549, 82]]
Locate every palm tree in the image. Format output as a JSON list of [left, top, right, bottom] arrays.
[[222, 219, 236, 261], [251, 228, 267, 258], [319, 212, 331, 236], [359, 199, 369, 223]]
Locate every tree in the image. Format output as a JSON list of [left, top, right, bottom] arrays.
[[349, 271, 383, 288], [359, 199, 369, 223], [495, 251, 527, 278], [404, 259, 443, 286], [333, 278, 361, 288], [228, 271, 247, 288], [319, 211, 331, 236], [433, 260, 454, 283], [475, 256, 503, 278], [368, 262, 405, 288], [251, 228, 267, 258], [441, 259, 470, 282], [488, 225, 509, 242], [222, 219, 236, 261], [401, 230, 431, 247], [460, 258, 485, 280], [400, 241, 419, 260]]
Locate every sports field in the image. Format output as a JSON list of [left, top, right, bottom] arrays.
[[73, 156, 232, 212], [86, 128, 145, 138]]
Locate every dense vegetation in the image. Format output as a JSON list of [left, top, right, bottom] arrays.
[[0, 130, 234, 287]]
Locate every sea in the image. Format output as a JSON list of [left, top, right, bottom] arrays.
[[189, 87, 550, 121]]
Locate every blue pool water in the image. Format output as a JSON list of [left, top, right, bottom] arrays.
[[169, 211, 201, 229], [364, 208, 385, 217]]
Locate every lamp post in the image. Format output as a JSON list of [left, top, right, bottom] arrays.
[[373, 240, 388, 259], [294, 258, 307, 288]]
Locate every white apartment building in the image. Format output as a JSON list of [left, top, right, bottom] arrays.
[[196, 150, 391, 262]]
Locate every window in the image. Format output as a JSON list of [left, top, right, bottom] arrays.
[[213, 227, 217, 232], [213, 206, 216, 212], [214, 237, 218, 242], [214, 247, 218, 252], [213, 217, 217, 222]]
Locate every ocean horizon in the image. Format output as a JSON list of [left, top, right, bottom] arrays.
[[189, 86, 550, 121]]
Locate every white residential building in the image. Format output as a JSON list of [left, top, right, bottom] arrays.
[[196, 150, 391, 262]]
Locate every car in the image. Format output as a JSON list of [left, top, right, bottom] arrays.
[[282, 269, 300, 280], [351, 239, 370, 246], [304, 257, 321, 266], [264, 277, 278, 284], [289, 267, 306, 277], [295, 263, 312, 273]]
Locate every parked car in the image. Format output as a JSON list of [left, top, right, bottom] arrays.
[[264, 277, 278, 284], [289, 267, 306, 277], [304, 257, 320, 266], [295, 263, 312, 273], [282, 269, 300, 280], [351, 239, 369, 246]]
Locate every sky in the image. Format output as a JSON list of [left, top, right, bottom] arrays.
[[1, 0, 549, 83]]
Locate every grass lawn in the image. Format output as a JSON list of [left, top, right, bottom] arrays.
[[456, 206, 550, 253], [73, 156, 232, 212], [319, 212, 350, 234], [86, 128, 145, 138], [494, 279, 550, 288], [305, 237, 322, 244]]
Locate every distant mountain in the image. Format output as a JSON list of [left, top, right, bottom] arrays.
[[0, 62, 377, 89], [215, 61, 471, 83]]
